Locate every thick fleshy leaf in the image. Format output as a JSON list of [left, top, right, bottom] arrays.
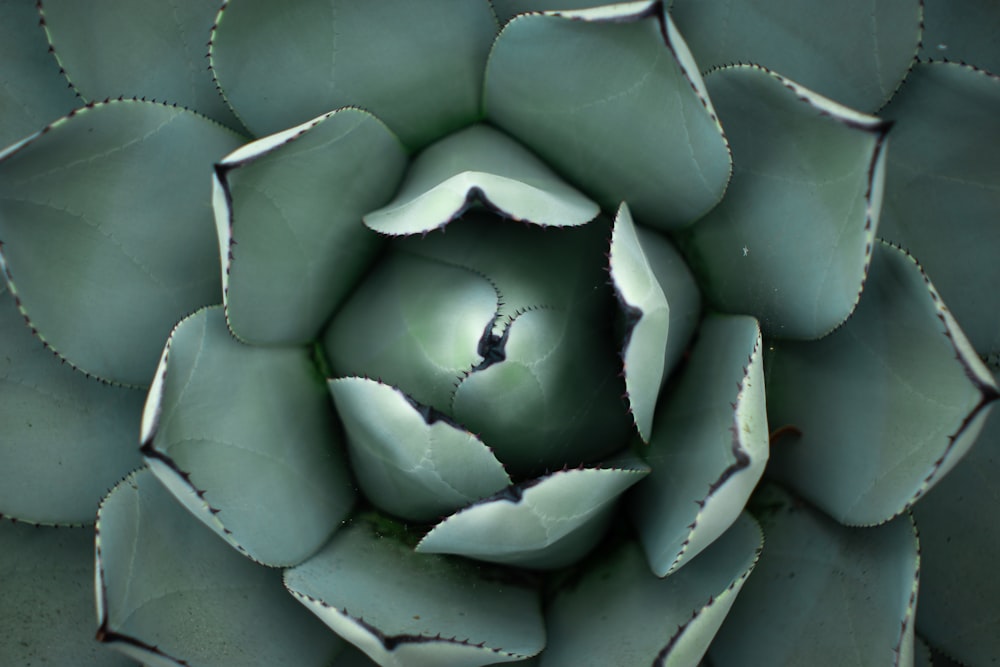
[[141, 307, 353, 567], [417, 461, 649, 569], [210, 0, 497, 147], [631, 314, 767, 576], [912, 370, 1000, 666], [0, 99, 243, 386], [670, 0, 921, 112], [96, 468, 343, 667], [765, 241, 999, 525], [328, 376, 511, 522], [0, 286, 143, 525], [491, 1, 616, 23], [1, 520, 136, 666], [215, 107, 406, 344], [683, 64, 888, 339], [484, 0, 731, 230], [919, 0, 1000, 72], [364, 124, 600, 235], [38, 0, 243, 130], [285, 516, 546, 667], [540, 514, 762, 667], [880, 62, 1000, 360], [0, 1, 78, 148], [709, 485, 920, 667]]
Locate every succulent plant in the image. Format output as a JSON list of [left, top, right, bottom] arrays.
[[2, 0, 999, 665]]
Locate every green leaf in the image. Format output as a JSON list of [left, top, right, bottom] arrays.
[[919, 0, 1000, 73], [880, 61, 1000, 360], [0, 286, 143, 525], [631, 314, 768, 577], [38, 0, 244, 130], [1, 520, 136, 666], [912, 369, 1000, 666], [96, 468, 343, 667], [142, 307, 354, 567], [364, 124, 600, 235], [609, 203, 670, 442], [539, 514, 762, 667], [765, 241, 999, 525], [670, 0, 922, 112], [215, 107, 406, 344], [417, 461, 649, 569], [682, 64, 889, 340], [327, 376, 511, 523], [0, 99, 243, 387], [284, 516, 546, 667], [209, 0, 497, 147], [709, 485, 920, 667], [0, 1, 78, 148], [484, 0, 731, 230]]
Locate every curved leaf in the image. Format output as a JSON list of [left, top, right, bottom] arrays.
[[880, 61, 1000, 360], [0, 1, 78, 148], [709, 485, 920, 667], [142, 307, 354, 567], [0, 99, 243, 386], [38, 0, 244, 130], [919, 0, 1000, 73], [912, 370, 1000, 666], [609, 203, 670, 442], [0, 286, 143, 525], [484, 0, 731, 230], [683, 64, 888, 339], [96, 468, 343, 667], [285, 516, 545, 667], [417, 461, 649, 570], [328, 376, 511, 523], [631, 314, 768, 576], [210, 0, 497, 147], [364, 124, 600, 235], [215, 107, 406, 344], [765, 241, 999, 525], [539, 514, 762, 667], [670, 0, 922, 112]]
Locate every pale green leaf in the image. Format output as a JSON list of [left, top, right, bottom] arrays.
[[0, 99, 243, 386], [765, 241, 998, 525], [285, 516, 545, 667], [215, 107, 406, 344], [919, 0, 1000, 72], [142, 307, 354, 567], [96, 468, 342, 667]]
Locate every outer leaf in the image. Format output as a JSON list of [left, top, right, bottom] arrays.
[[539, 514, 762, 667], [0, 0, 77, 148], [328, 376, 511, 523], [709, 485, 920, 667], [0, 286, 143, 525], [1, 520, 136, 666], [209, 0, 497, 147], [765, 241, 999, 525], [919, 0, 1000, 73], [0, 99, 243, 386], [96, 468, 342, 667], [683, 64, 888, 340], [142, 307, 354, 567], [364, 124, 600, 235], [484, 0, 731, 230], [38, 0, 243, 130], [285, 517, 546, 667], [670, 0, 922, 112], [609, 202, 670, 442], [631, 314, 768, 576], [880, 61, 1000, 360], [215, 107, 406, 344], [417, 461, 649, 569], [912, 370, 1000, 665]]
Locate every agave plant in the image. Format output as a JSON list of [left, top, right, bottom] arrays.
[[2, 0, 998, 665]]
